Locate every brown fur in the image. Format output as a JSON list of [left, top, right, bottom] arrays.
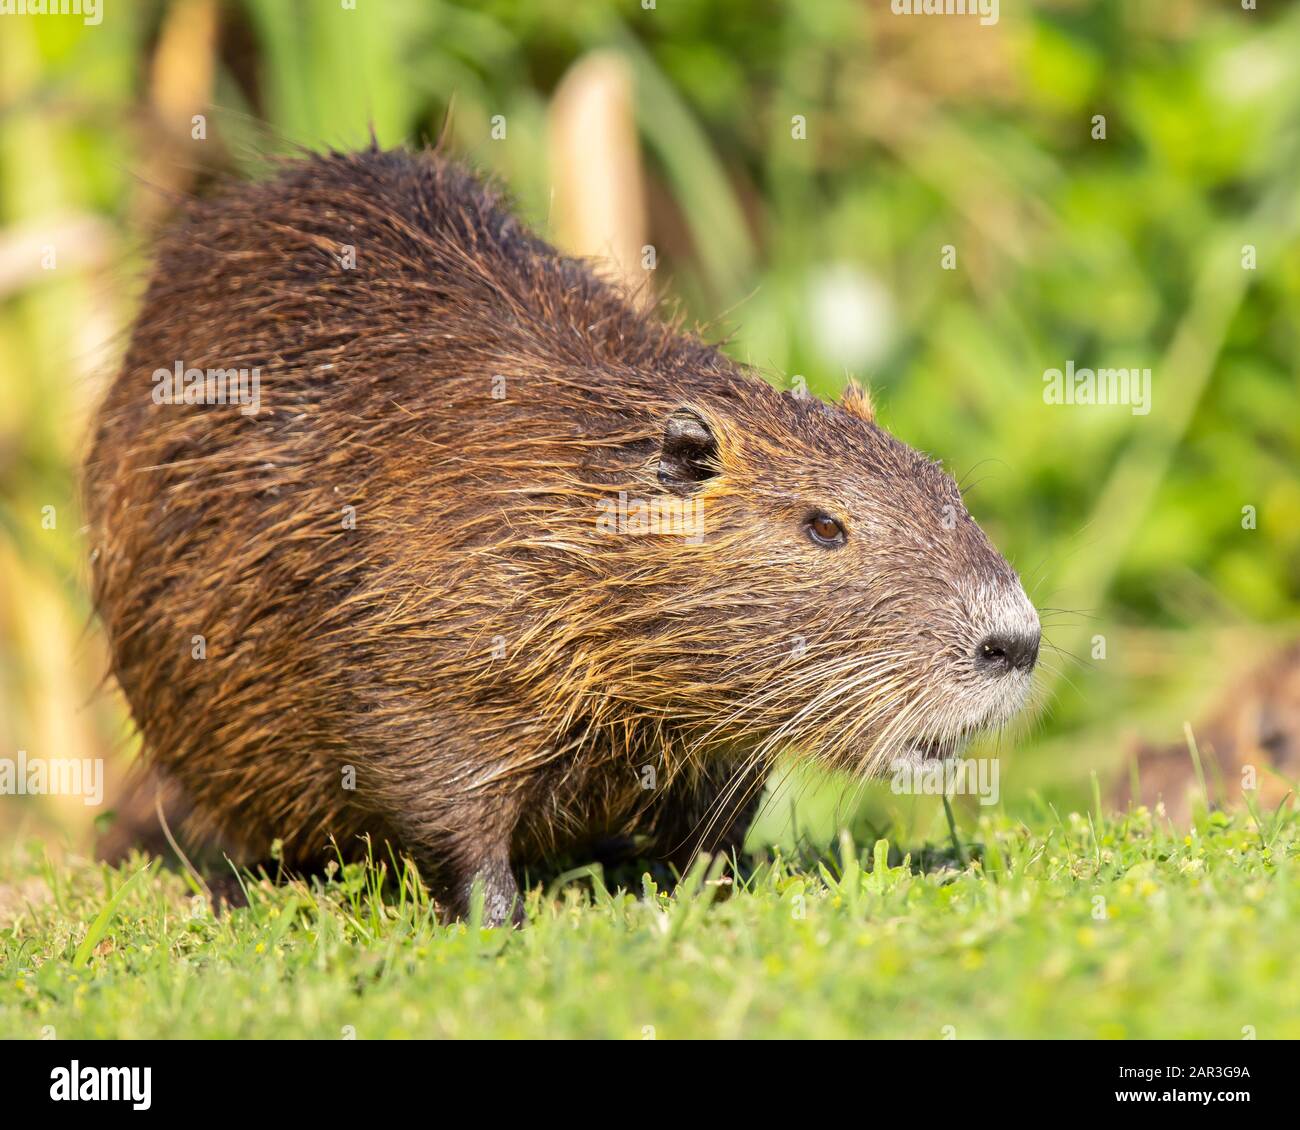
[[86, 147, 1028, 923]]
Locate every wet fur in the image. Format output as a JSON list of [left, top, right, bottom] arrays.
[[87, 147, 1025, 921]]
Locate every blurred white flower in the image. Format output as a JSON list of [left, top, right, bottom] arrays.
[[807, 263, 895, 372], [1214, 40, 1287, 103]]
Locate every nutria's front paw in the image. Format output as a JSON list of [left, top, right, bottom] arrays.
[[449, 857, 525, 928]]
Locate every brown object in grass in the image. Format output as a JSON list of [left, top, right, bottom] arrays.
[[1116, 641, 1300, 825]]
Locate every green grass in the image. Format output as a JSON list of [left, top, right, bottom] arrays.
[[3, 802, 1297, 1039]]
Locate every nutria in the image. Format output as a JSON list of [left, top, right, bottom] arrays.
[[86, 146, 1040, 925], [1113, 640, 1300, 825]]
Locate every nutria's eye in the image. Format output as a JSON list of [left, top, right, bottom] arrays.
[[807, 513, 846, 547]]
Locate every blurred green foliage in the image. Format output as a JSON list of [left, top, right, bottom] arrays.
[[1, 0, 1297, 846]]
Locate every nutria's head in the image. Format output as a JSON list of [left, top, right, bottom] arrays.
[[590, 374, 1039, 775]]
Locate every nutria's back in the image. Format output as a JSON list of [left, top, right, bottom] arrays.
[[87, 147, 1039, 922]]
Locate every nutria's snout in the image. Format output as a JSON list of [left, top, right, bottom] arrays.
[[972, 584, 1040, 718], [975, 630, 1040, 675], [904, 577, 1040, 763], [880, 550, 1040, 767], [972, 582, 1041, 678]]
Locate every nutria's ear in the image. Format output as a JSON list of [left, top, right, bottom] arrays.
[[841, 379, 875, 423], [658, 408, 719, 494]]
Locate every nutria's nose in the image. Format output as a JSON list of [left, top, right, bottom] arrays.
[[975, 630, 1040, 674]]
